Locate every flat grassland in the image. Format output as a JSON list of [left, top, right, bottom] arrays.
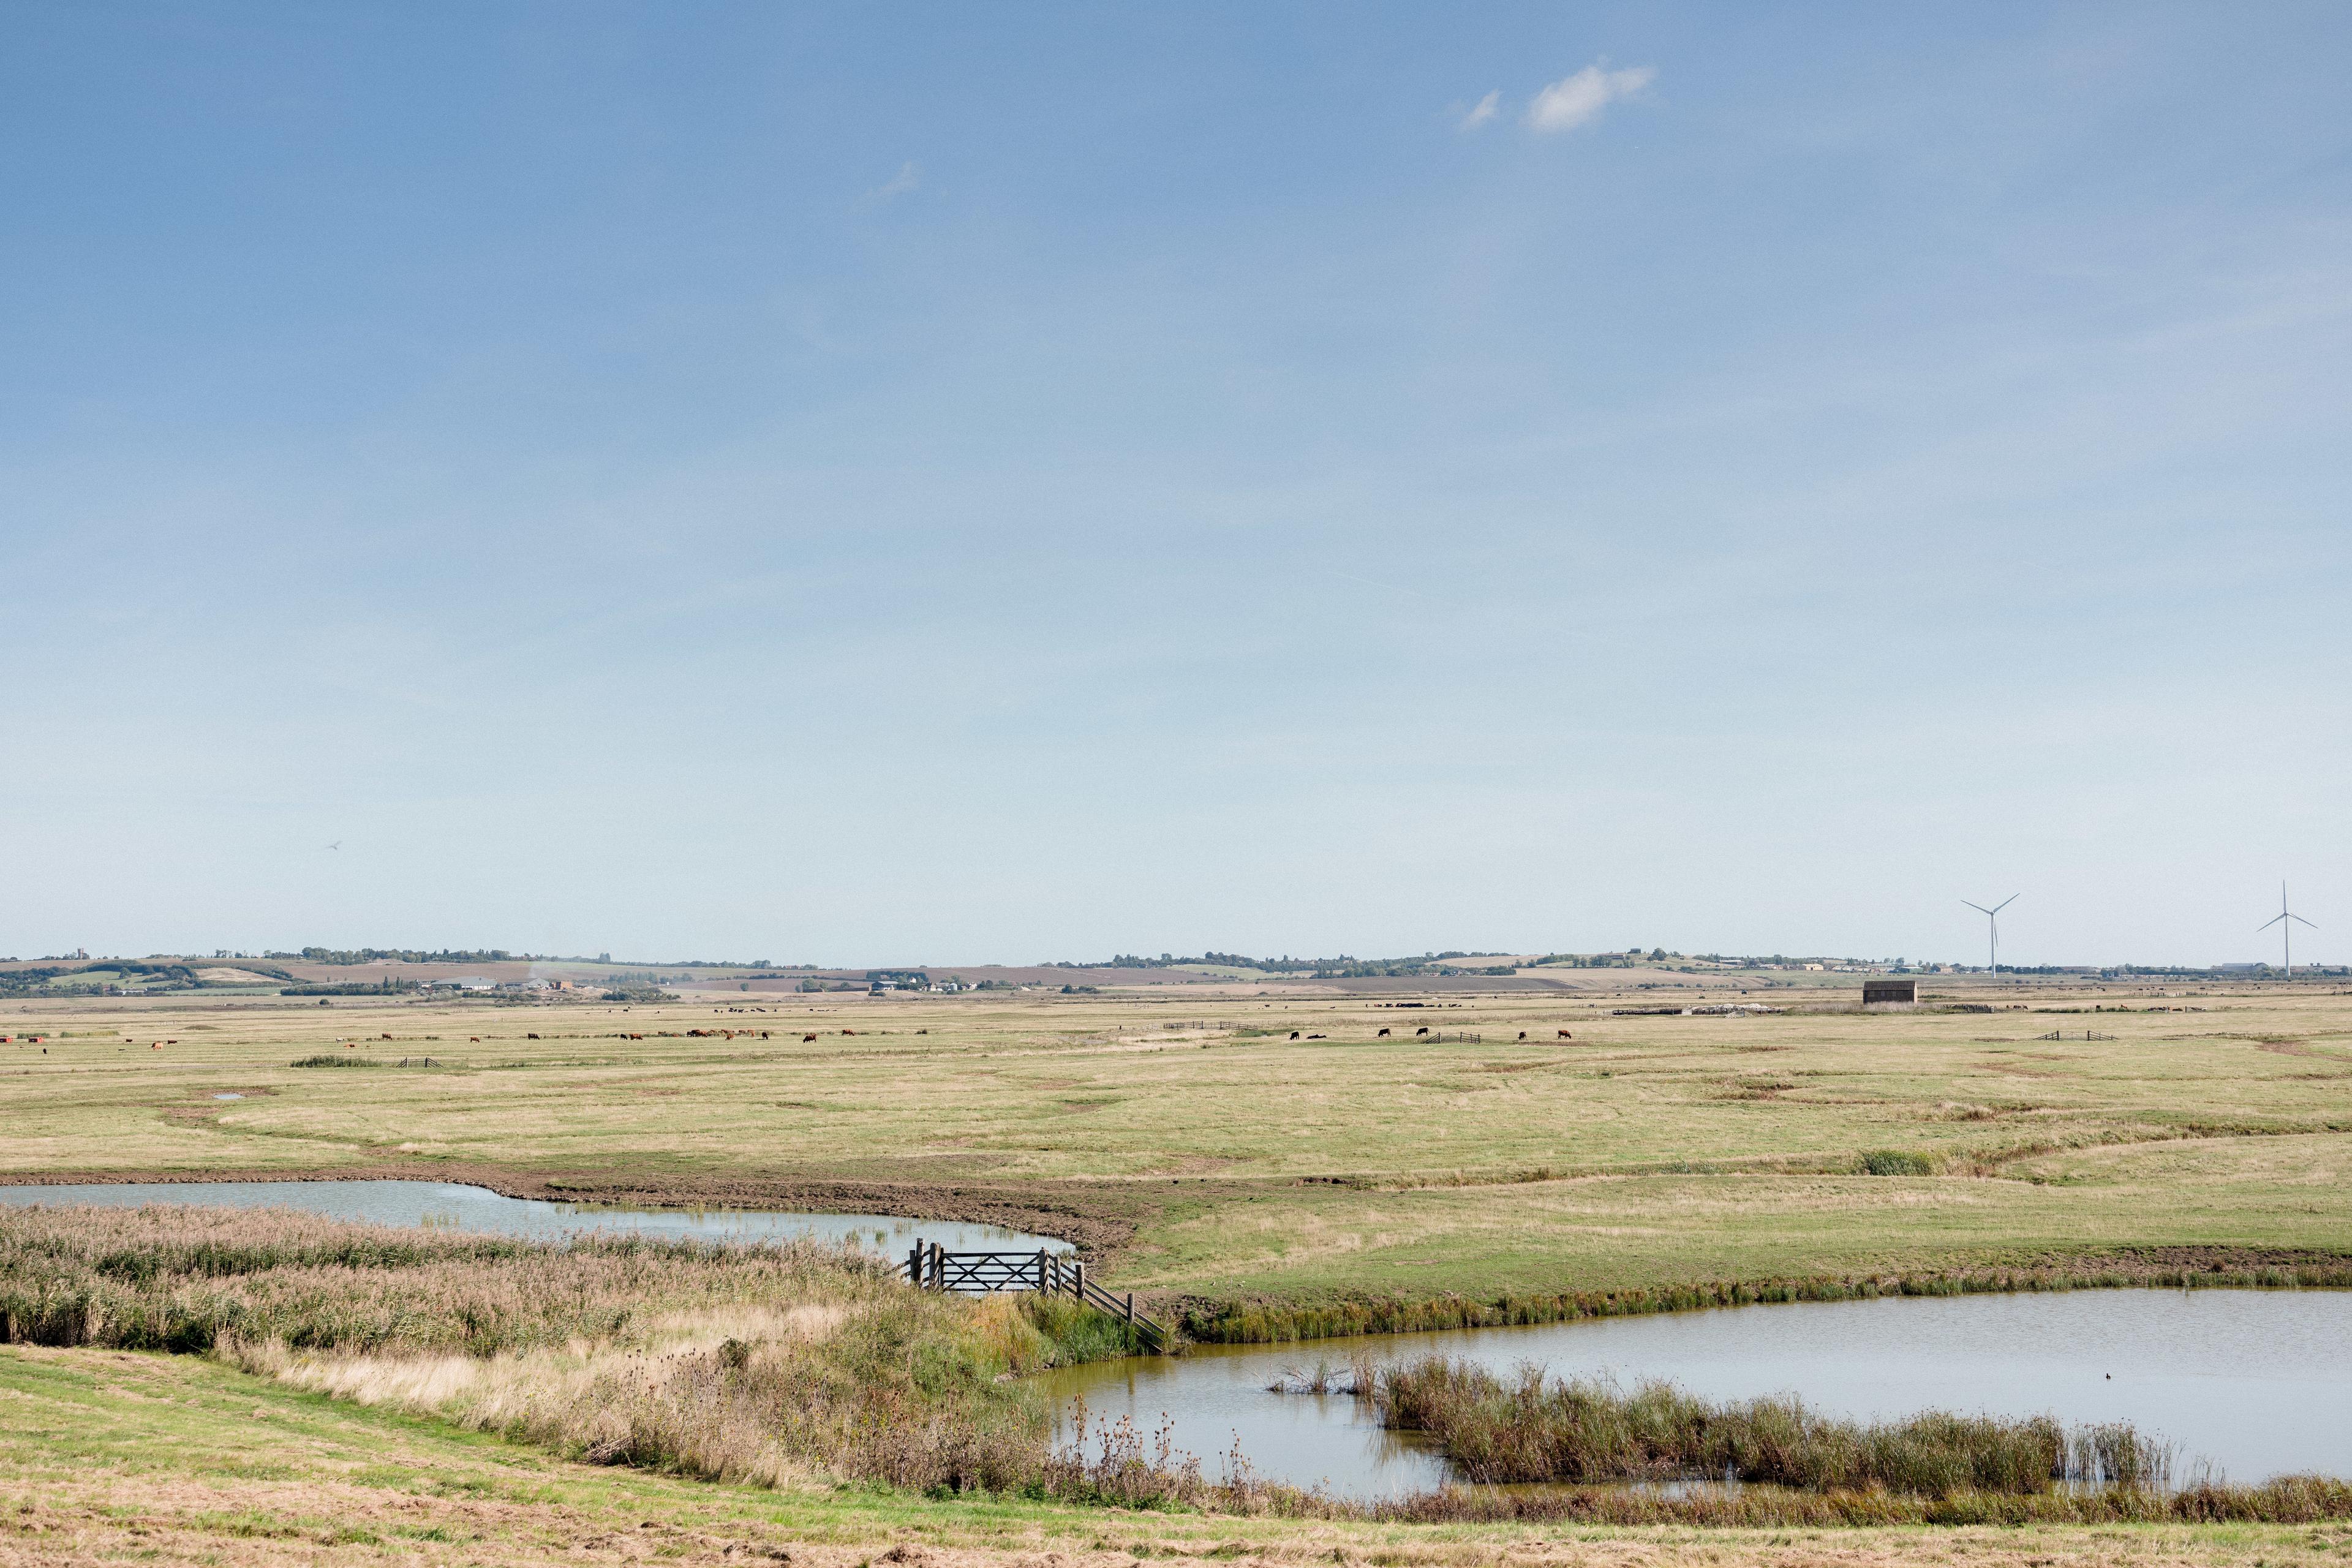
[[7, 978, 2349, 1310], [7, 978, 2352, 1566]]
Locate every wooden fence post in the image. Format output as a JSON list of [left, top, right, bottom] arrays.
[[1073, 1259, 1085, 1303], [908, 1241, 923, 1286], [1036, 1249, 1047, 1293]]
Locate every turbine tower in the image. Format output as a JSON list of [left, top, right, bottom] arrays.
[[1964, 895, 2018, 974], [2257, 882, 2317, 976]]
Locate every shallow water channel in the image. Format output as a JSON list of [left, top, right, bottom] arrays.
[[1041, 1289, 2352, 1499], [0, 1180, 1071, 1254]]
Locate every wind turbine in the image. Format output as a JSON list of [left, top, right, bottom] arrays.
[[1964, 895, 2018, 974], [2257, 882, 2316, 976]]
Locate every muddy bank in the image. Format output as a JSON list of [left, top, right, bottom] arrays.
[[0, 1164, 1182, 1259]]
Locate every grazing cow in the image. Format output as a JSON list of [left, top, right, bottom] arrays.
[[1377, 1027, 1390, 1038], [381, 1033, 393, 1041], [470, 1036, 481, 1042], [803, 1033, 817, 1042], [1558, 1029, 1574, 1040], [1517, 1031, 1526, 1041], [1415, 1025, 1428, 1036], [1289, 1031, 1300, 1040], [761, 1031, 771, 1039], [841, 1028, 855, 1036]]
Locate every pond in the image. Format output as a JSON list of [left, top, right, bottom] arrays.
[[1041, 1288, 2352, 1499], [0, 1180, 1071, 1254]]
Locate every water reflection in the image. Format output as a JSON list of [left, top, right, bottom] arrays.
[[0, 1180, 1071, 1253], [1044, 1289, 2352, 1499]]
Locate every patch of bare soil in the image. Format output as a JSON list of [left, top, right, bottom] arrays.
[[9, 1482, 2340, 1568]]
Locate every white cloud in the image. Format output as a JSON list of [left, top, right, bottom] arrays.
[[1525, 62, 1654, 133], [869, 162, 920, 201], [1458, 90, 1500, 131]]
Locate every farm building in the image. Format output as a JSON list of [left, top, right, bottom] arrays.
[[1862, 978, 1918, 1008]]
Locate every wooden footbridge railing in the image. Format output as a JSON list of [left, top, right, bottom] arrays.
[[905, 1241, 1167, 1352]]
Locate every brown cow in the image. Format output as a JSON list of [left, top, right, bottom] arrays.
[[1558, 1029, 1574, 1039], [802, 1033, 817, 1042], [841, 1028, 855, 1036]]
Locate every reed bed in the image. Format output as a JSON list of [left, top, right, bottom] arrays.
[[0, 1202, 1157, 1498], [1366, 1357, 2166, 1493]]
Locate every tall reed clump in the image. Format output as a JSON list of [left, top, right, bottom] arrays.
[[0, 1202, 1151, 1498], [1368, 1357, 2168, 1496]]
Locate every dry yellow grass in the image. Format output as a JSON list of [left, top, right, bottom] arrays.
[[5, 976, 2348, 1306]]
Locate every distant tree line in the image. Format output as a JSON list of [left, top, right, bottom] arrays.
[[1081, 951, 1515, 979], [0, 960, 295, 996], [271, 948, 516, 965]]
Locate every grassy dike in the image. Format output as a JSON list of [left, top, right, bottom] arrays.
[[1172, 1251, 2352, 1345]]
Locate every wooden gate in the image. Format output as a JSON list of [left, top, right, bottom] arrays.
[[904, 1240, 1167, 1351]]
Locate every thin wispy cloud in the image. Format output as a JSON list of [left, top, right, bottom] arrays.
[[867, 161, 920, 202], [1525, 62, 1654, 132], [1458, 90, 1500, 131]]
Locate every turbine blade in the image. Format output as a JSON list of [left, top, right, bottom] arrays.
[[1993, 894, 2019, 913], [2258, 913, 2288, 930], [2288, 914, 2319, 929]]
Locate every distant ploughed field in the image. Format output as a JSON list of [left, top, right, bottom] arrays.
[[6, 976, 2350, 1323]]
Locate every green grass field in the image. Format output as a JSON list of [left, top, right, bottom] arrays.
[[7, 978, 2348, 1310]]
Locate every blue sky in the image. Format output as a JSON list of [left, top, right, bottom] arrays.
[[4, 2, 2347, 967]]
